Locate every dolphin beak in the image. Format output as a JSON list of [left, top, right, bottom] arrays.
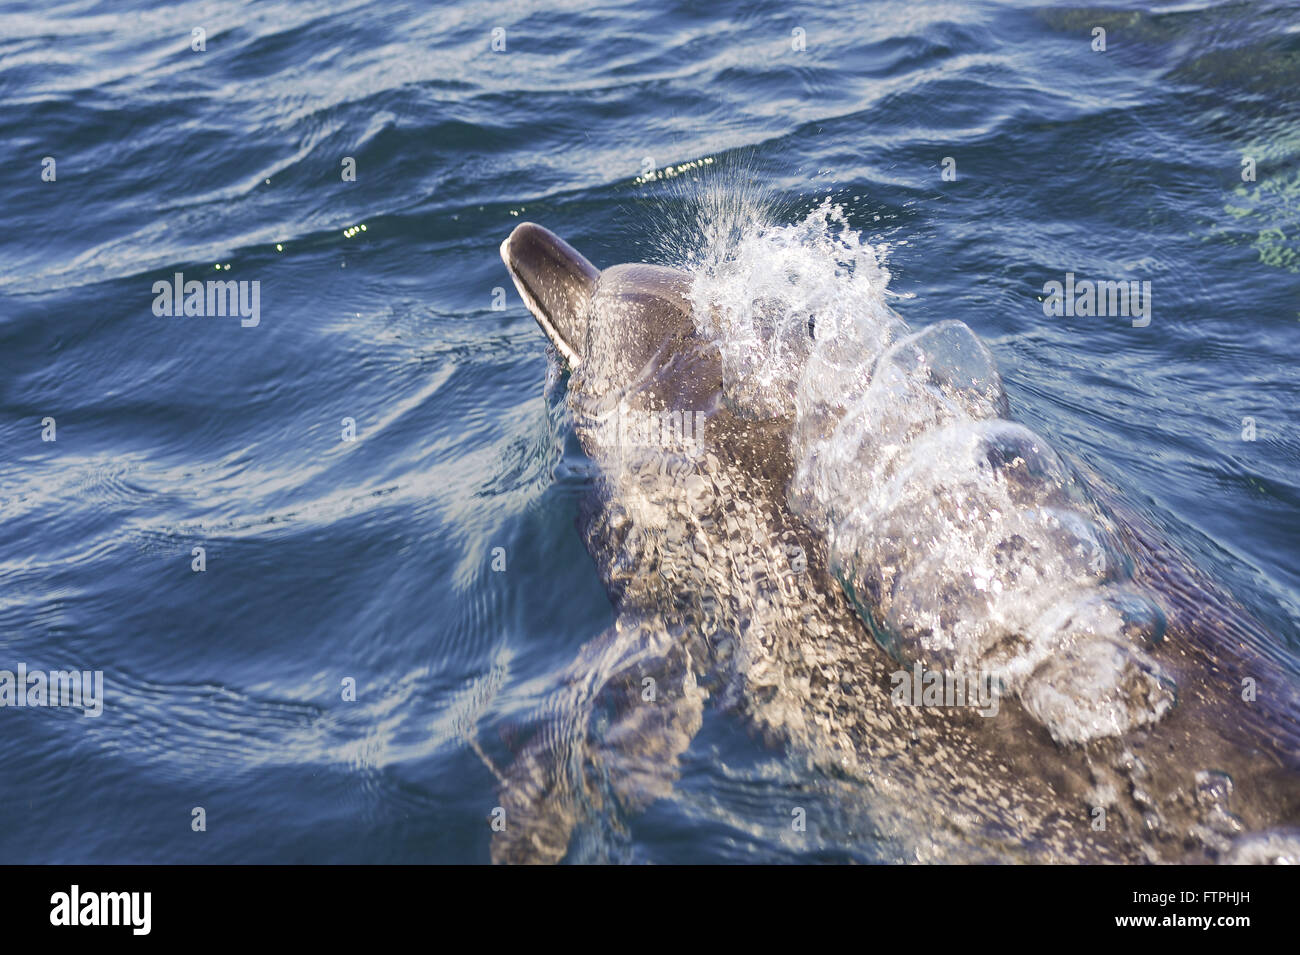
[[500, 222, 599, 367]]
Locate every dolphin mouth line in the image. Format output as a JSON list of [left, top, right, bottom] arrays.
[[500, 237, 583, 368]]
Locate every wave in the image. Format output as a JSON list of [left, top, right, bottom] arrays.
[[688, 200, 1174, 744]]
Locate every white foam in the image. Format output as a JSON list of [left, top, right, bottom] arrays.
[[687, 201, 1173, 744]]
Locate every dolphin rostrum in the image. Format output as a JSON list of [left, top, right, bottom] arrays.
[[494, 218, 1300, 864]]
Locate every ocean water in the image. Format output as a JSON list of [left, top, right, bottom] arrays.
[[1, 0, 1297, 863]]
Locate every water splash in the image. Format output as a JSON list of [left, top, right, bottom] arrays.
[[686, 200, 1175, 744], [638, 150, 790, 275]]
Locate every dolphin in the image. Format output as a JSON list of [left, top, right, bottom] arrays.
[[494, 220, 1300, 864]]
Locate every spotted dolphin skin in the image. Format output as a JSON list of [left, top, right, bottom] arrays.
[[496, 220, 1300, 864]]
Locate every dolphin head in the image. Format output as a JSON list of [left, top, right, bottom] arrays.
[[501, 222, 722, 424], [500, 222, 600, 367]]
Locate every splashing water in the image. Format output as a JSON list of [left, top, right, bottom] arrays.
[[686, 201, 1176, 744]]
